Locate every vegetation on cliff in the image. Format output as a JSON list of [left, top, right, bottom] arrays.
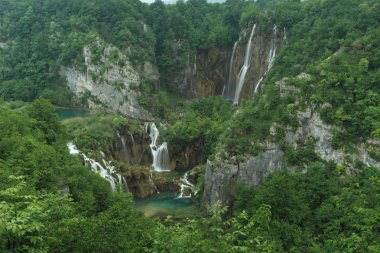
[[1, 0, 380, 252]]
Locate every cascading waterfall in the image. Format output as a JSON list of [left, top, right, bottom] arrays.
[[233, 24, 257, 105], [254, 24, 278, 93], [67, 143, 129, 192], [68, 142, 79, 155], [177, 172, 196, 198], [226, 39, 240, 101], [145, 123, 170, 172]]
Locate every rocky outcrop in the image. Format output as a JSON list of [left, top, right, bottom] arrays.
[[169, 141, 204, 169], [175, 48, 230, 98], [202, 75, 379, 209], [60, 39, 154, 120], [202, 144, 284, 209], [123, 167, 180, 198], [285, 108, 380, 169], [112, 131, 152, 166]]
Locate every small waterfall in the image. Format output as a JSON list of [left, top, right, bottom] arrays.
[[68, 142, 79, 155], [254, 24, 278, 93], [67, 143, 128, 192], [177, 172, 195, 199], [226, 39, 240, 101], [145, 123, 170, 172], [129, 132, 136, 163], [233, 24, 257, 105], [117, 174, 129, 192], [122, 176, 129, 192], [121, 136, 128, 156], [149, 171, 160, 193]]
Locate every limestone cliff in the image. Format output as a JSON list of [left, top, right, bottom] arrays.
[[202, 144, 284, 209], [202, 76, 379, 209], [172, 23, 284, 101], [60, 39, 158, 120]]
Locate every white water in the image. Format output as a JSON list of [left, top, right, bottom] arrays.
[[254, 24, 278, 93], [233, 24, 257, 105], [145, 123, 170, 172], [67, 143, 128, 192], [68, 142, 79, 155], [177, 172, 196, 198], [226, 39, 240, 101]]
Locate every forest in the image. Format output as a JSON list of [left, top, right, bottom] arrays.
[[0, 0, 379, 252]]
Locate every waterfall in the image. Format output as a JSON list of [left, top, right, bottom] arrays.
[[226, 39, 240, 101], [67, 143, 128, 192], [149, 171, 160, 193], [145, 123, 170, 172], [254, 24, 278, 93], [68, 142, 79, 155], [177, 172, 196, 198], [121, 136, 128, 157], [233, 24, 257, 105]]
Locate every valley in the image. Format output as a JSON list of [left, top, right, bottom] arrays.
[[0, 0, 379, 252]]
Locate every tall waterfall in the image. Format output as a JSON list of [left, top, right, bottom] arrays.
[[233, 24, 257, 105], [226, 39, 240, 101], [67, 143, 129, 192], [254, 24, 277, 93], [145, 123, 170, 172]]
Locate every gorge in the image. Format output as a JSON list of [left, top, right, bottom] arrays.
[[1, 0, 379, 252]]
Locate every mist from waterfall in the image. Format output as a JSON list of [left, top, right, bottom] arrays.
[[233, 24, 257, 105], [145, 123, 170, 172], [254, 24, 278, 93]]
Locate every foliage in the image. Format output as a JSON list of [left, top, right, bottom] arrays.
[[235, 163, 380, 252], [164, 97, 234, 160], [64, 114, 142, 154]]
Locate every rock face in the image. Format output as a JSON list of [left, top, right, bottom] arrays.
[[202, 144, 284, 209], [60, 39, 155, 120], [111, 131, 152, 166], [174, 48, 230, 98], [169, 141, 204, 169], [167, 24, 284, 100], [226, 24, 284, 102], [286, 108, 380, 169], [123, 168, 180, 198], [203, 105, 379, 209]]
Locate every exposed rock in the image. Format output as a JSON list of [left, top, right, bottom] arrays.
[[169, 141, 204, 169], [60, 39, 154, 120], [143, 61, 159, 81], [202, 106, 379, 210], [286, 108, 380, 168], [111, 131, 152, 165], [276, 77, 300, 99], [123, 167, 180, 198], [202, 144, 284, 209]]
